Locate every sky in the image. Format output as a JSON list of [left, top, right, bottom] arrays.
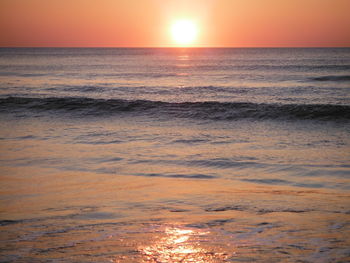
[[0, 0, 349, 47]]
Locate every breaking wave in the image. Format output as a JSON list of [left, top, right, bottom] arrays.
[[0, 96, 349, 121], [311, 75, 350, 82]]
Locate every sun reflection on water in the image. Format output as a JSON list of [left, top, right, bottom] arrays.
[[177, 54, 190, 61], [175, 54, 191, 76], [138, 225, 229, 263]]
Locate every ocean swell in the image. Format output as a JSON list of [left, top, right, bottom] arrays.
[[311, 75, 350, 82], [0, 96, 349, 121]]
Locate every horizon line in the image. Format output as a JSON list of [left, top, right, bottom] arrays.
[[1, 46, 350, 49]]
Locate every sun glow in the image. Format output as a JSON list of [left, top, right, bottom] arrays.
[[171, 20, 198, 46]]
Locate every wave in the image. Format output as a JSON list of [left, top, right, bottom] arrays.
[[311, 75, 350, 82], [0, 97, 349, 121]]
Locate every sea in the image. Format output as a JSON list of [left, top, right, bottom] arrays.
[[0, 48, 349, 262]]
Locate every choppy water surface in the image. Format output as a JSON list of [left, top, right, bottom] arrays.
[[0, 48, 350, 262]]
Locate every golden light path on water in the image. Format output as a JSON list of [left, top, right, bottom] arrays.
[[137, 226, 230, 263]]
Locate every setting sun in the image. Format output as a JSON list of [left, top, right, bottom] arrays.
[[171, 20, 198, 46]]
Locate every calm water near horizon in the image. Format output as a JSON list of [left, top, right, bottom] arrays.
[[0, 48, 349, 262]]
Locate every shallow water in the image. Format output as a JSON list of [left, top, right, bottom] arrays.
[[0, 48, 350, 262]]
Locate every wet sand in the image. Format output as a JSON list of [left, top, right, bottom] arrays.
[[1, 163, 350, 262]]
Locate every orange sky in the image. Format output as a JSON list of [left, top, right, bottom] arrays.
[[0, 0, 349, 47]]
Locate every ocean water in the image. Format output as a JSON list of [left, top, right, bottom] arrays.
[[0, 48, 349, 262]]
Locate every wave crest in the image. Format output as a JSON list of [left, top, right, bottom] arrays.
[[311, 75, 350, 82], [1, 97, 349, 121]]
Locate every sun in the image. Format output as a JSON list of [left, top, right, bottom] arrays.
[[171, 20, 198, 46]]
